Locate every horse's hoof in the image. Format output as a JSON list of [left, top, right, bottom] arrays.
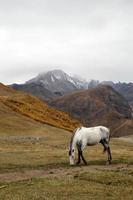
[[106, 161, 111, 165], [84, 162, 88, 165]]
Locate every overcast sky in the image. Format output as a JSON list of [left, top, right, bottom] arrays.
[[0, 0, 133, 84]]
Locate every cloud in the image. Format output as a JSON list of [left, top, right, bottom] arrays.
[[0, 0, 133, 84]]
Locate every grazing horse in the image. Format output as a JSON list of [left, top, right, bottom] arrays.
[[69, 126, 112, 165]]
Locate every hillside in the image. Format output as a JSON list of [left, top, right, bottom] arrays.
[[49, 85, 133, 136], [100, 81, 133, 108], [0, 83, 80, 132], [11, 82, 57, 101], [88, 81, 133, 109], [114, 82, 133, 108]]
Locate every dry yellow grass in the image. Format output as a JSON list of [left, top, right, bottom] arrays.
[[0, 83, 81, 132], [0, 126, 133, 200]]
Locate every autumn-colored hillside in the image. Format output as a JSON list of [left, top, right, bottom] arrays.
[[0, 83, 80, 132], [49, 85, 133, 137]]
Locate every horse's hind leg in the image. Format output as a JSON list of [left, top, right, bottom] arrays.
[[107, 146, 112, 164], [100, 139, 112, 164]]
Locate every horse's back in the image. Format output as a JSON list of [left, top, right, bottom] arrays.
[[78, 126, 109, 135], [74, 126, 110, 145], [75, 126, 101, 145]]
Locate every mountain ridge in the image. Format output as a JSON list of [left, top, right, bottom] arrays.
[[11, 70, 133, 108], [11, 69, 88, 100], [49, 85, 133, 137]]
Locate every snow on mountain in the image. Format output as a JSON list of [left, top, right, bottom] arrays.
[[11, 69, 133, 108], [26, 69, 88, 94]]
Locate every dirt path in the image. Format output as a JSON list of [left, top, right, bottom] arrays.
[[0, 163, 132, 183]]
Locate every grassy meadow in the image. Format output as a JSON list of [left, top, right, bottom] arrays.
[[0, 123, 133, 200]]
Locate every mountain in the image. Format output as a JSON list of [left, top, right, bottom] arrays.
[[88, 80, 100, 88], [26, 69, 88, 92], [87, 80, 133, 109], [113, 82, 133, 108], [0, 83, 80, 132], [11, 69, 88, 100], [99, 81, 133, 109], [11, 69, 133, 110], [49, 85, 133, 137], [11, 82, 57, 101]]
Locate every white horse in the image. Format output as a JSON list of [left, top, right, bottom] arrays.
[[69, 126, 112, 165]]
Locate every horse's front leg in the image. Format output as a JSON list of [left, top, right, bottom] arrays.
[[80, 150, 87, 165], [76, 143, 81, 164], [76, 149, 81, 165], [76, 143, 87, 165]]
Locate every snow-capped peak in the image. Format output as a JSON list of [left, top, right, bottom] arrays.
[[26, 69, 89, 93]]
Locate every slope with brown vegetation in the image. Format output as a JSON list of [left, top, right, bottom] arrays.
[[49, 85, 133, 136], [0, 83, 80, 132]]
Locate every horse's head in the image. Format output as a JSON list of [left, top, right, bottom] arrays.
[[69, 148, 75, 165]]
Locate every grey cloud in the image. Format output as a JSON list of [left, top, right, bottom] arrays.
[[0, 0, 133, 84]]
